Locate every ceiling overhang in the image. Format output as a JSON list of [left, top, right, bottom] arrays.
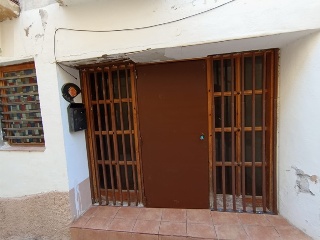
[[0, 0, 19, 22], [58, 29, 318, 68]]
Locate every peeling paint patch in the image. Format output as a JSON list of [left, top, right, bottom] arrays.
[[24, 23, 32, 37], [35, 34, 44, 39], [56, 0, 66, 6], [39, 9, 48, 31], [292, 166, 318, 196], [128, 49, 175, 63], [171, 5, 178, 10]]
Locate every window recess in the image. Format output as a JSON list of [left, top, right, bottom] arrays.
[[0, 63, 45, 145]]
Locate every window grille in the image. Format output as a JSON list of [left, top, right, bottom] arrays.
[[0, 63, 44, 145]]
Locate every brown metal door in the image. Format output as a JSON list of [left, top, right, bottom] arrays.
[[136, 60, 209, 208]]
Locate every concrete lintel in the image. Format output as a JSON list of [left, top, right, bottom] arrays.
[[58, 29, 318, 68], [0, 0, 20, 22]]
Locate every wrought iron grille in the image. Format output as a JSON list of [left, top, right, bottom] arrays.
[[81, 64, 143, 206], [0, 64, 44, 145], [208, 49, 278, 213]]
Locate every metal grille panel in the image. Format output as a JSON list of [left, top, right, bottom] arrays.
[[0, 64, 44, 145], [208, 50, 277, 213], [82, 64, 142, 206]]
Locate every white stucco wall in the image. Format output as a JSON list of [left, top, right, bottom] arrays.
[[53, 0, 320, 62], [279, 32, 320, 239], [0, 59, 70, 197], [56, 64, 91, 218], [57, 65, 89, 192], [0, 0, 320, 231], [0, 4, 85, 198]]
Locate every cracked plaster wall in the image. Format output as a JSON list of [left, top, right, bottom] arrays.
[[0, 4, 90, 240], [279, 31, 320, 240], [18, 0, 57, 11]]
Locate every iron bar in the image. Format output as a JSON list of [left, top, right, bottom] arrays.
[[0, 83, 38, 89], [101, 68, 116, 205], [241, 53, 246, 212], [0, 73, 36, 81], [220, 56, 226, 211], [125, 64, 139, 205], [116, 68, 131, 204], [88, 72, 102, 204], [108, 68, 123, 205], [94, 70, 109, 205], [252, 53, 256, 212], [262, 52, 267, 212], [231, 56, 236, 211]]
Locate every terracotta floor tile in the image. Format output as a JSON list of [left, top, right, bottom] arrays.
[[162, 209, 187, 222], [159, 221, 187, 236], [238, 213, 272, 226], [132, 220, 160, 234], [187, 223, 216, 239], [211, 211, 240, 225], [187, 238, 215, 240], [70, 207, 312, 240], [105, 231, 132, 240], [138, 207, 163, 221], [159, 236, 187, 240], [71, 216, 91, 228], [115, 206, 141, 219], [215, 224, 249, 240], [94, 206, 120, 219], [275, 226, 312, 240], [187, 209, 212, 224], [70, 227, 82, 240], [81, 229, 109, 240], [81, 206, 98, 218], [107, 217, 136, 232], [266, 215, 291, 226], [84, 216, 111, 230], [244, 225, 280, 240], [132, 233, 159, 240]]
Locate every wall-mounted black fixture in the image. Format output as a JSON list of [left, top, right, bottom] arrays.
[[61, 83, 87, 132]]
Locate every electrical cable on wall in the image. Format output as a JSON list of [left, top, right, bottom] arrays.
[[54, 0, 236, 79], [57, 63, 78, 80]]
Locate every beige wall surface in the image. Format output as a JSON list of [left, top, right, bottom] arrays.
[[0, 191, 72, 240]]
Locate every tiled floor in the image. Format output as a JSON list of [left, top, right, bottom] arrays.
[[70, 206, 312, 240]]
